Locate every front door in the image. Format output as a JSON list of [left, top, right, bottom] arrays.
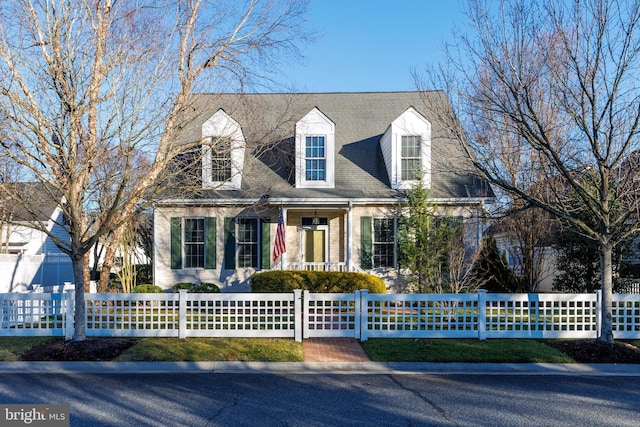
[[304, 229, 326, 263]]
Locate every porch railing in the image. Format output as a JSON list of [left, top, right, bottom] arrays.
[[285, 262, 349, 272]]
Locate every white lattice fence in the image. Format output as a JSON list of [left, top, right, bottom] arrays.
[[612, 294, 640, 339], [0, 290, 639, 341], [185, 292, 300, 338], [303, 291, 359, 338], [85, 293, 181, 337], [483, 293, 598, 339], [361, 292, 480, 340], [0, 293, 68, 336]]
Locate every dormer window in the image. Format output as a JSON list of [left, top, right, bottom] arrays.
[[401, 135, 422, 181], [296, 108, 335, 188], [380, 107, 431, 190], [202, 109, 246, 190], [305, 136, 326, 181], [210, 138, 232, 182]]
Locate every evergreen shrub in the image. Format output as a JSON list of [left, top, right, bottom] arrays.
[[132, 284, 164, 293], [172, 282, 221, 293], [251, 271, 386, 293]]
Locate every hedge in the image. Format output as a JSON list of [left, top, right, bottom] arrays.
[[250, 271, 386, 294], [172, 282, 221, 293], [132, 284, 164, 293]]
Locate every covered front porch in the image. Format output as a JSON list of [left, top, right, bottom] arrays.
[[270, 205, 355, 272], [267, 198, 397, 274]]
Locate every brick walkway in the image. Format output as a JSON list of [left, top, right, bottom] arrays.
[[302, 338, 371, 362]]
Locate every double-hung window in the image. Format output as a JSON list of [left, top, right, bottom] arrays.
[[305, 136, 326, 181], [237, 218, 259, 268], [210, 140, 232, 182], [184, 218, 205, 268], [401, 135, 422, 181], [373, 218, 395, 268]]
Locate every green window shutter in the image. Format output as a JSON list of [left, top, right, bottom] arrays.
[[261, 218, 271, 270], [205, 217, 217, 269], [223, 217, 236, 270], [170, 218, 182, 269], [361, 216, 372, 269]]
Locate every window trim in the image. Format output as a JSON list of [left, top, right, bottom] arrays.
[[372, 217, 396, 268], [400, 135, 422, 181], [209, 138, 232, 183], [304, 135, 327, 181], [183, 217, 206, 269], [223, 217, 270, 271], [236, 217, 260, 269]]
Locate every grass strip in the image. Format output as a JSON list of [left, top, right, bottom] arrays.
[[360, 338, 576, 363], [114, 337, 304, 362]]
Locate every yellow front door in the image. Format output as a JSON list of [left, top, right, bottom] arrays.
[[304, 229, 326, 263]]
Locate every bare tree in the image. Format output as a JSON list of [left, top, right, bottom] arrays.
[[0, 0, 311, 340], [495, 203, 556, 292], [421, 0, 640, 342]]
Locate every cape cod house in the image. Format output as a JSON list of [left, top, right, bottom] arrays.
[[153, 92, 494, 291]]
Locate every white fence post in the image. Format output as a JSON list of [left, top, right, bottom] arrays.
[[595, 289, 602, 340], [302, 290, 310, 339], [64, 290, 75, 340], [294, 290, 302, 342], [178, 290, 187, 339], [478, 289, 487, 341], [359, 289, 369, 342]]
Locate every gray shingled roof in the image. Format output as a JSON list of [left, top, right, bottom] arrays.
[[0, 182, 60, 222], [161, 91, 493, 201]]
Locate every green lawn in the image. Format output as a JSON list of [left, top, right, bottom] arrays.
[[114, 337, 304, 362], [360, 338, 576, 363]]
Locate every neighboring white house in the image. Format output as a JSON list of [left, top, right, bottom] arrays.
[[153, 92, 495, 291], [0, 183, 73, 292]]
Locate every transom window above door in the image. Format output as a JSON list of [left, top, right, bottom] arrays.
[[301, 216, 328, 226]]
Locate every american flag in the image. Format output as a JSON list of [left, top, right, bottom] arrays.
[[273, 207, 286, 261]]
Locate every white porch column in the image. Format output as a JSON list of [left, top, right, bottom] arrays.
[[346, 201, 353, 271]]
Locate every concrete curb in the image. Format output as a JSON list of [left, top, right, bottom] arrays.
[[1, 361, 640, 376]]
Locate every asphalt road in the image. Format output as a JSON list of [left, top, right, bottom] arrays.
[[0, 372, 638, 426]]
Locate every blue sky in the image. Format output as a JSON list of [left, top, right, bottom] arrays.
[[281, 0, 467, 92]]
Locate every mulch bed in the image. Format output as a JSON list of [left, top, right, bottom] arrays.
[[545, 339, 640, 364]]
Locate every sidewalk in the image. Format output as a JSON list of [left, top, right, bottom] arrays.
[[2, 360, 640, 376]]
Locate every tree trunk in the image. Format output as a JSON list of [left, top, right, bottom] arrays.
[[71, 252, 86, 341], [599, 244, 614, 343], [83, 253, 91, 292], [98, 228, 124, 292]]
